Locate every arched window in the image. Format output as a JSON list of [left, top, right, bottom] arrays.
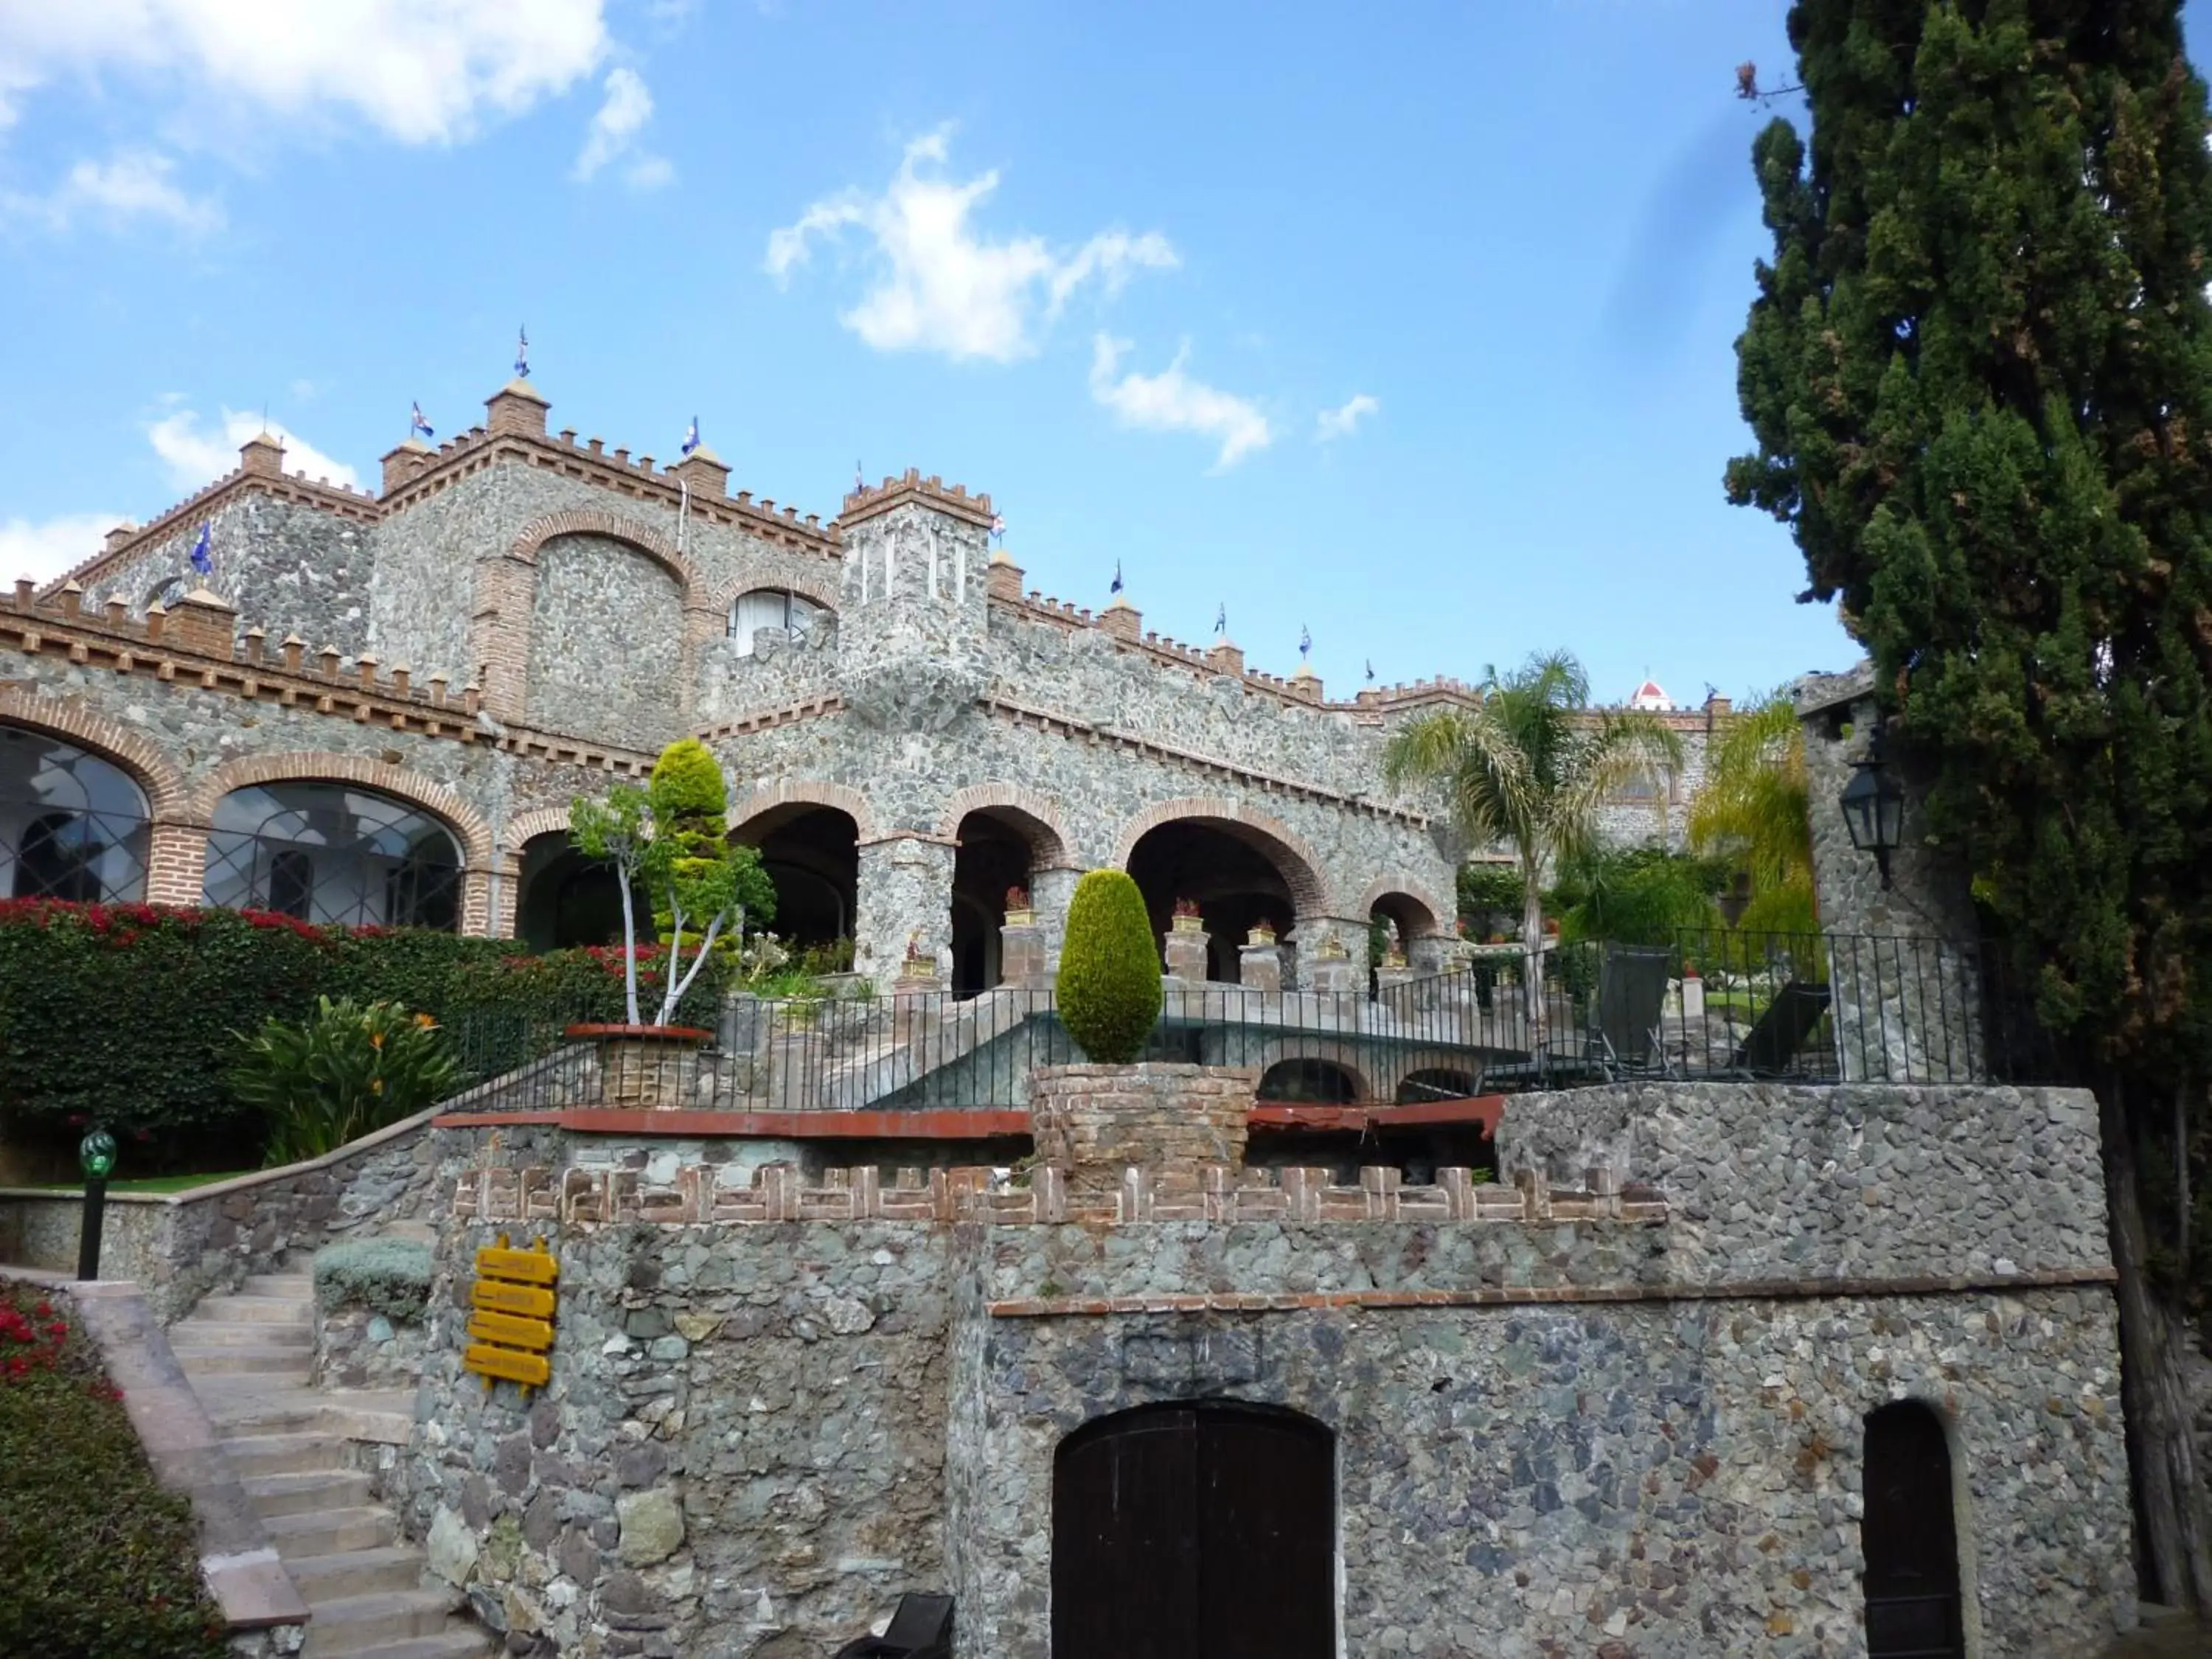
[[203, 781, 462, 931], [0, 726, 151, 902], [728, 589, 829, 656]]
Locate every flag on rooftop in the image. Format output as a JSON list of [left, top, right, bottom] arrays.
[[1110, 562, 1123, 596], [990, 513, 1005, 543], [855, 460, 863, 492], [189, 523, 213, 577], [1300, 625, 1312, 660], [681, 417, 701, 456], [1366, 658, 1376, 683], [409, 403, 434, 441], [514, 326, 530, 380], [1214, 603, 1227, 635]]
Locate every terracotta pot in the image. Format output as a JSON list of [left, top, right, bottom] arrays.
[[565, 1023, 712, 1110]]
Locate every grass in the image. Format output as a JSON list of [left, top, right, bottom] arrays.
[[29, 1170, 252, 1194]]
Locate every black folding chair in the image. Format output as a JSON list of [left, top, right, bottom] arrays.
[[833, 1593, 955, 1659], [1596, 944, 1674, 1077], [1728, 981, 1832, 1077]]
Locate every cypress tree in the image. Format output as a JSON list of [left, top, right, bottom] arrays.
[[1730, 1, 2212, 1605]]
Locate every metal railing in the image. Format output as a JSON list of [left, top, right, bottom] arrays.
[[434, 931, 2054, 1118]]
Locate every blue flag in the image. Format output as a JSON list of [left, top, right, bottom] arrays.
[[1299, 624, 1312, 659], [1214, 603, 1227, 636], [514, 325, 530, 380], [681, 417, 700, 456], [189, 523, 213, 577], [1110, 562, 1123, 595], [1366, 658, 1376, 683], [409, 402, 434, 440]]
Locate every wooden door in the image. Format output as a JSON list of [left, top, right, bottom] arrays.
[[1052, 1402, 1335, 1659], [1863, 1401, 1966, 1658]]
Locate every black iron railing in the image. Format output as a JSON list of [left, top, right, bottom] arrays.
[[432, 931, 2053, 1117]]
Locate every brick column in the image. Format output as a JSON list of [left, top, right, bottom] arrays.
[[144, 818, 207, 907], [1163, 922, 1208, 982], [1029, 1063, 1256, 1194]]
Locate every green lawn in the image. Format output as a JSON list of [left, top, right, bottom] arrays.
[[31, 1170, 252, 1194]]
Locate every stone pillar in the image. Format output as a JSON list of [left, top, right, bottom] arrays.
[[1292, 915, 1368, 993], [1030, 866, 1081, 976], [143, 818, 207, 907], [1237, 940, 1283, 994], [1409, 933, 1466, 978], [1376, 961, 1416, 997], [1029, 1063, 1256, 1195], [1795, 665, 1985, 1080], [855, 835, 956, 985], [1163, 922, 1209, 983], [1000, 922, 1048, 989]]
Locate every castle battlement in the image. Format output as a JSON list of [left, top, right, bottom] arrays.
[[449, 1157, 1665, 1229], [835, 467, 995, 530]]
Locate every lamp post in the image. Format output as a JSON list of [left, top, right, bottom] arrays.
[[1838, 735, 1907, 889], [77, 1127, 116, 1282]]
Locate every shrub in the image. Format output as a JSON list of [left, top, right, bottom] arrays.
[[229, 998, 463, 1166], [313, 1237, 434, 1322], [1054, 870, 1163, 1064], [0, 1284, 229, 1659]]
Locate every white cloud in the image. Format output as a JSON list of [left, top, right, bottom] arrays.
[[1315, 392, 1380, 442], [573, 66, 669, 188], [1, 150, 221, 233], [0, 0, 608, 144], [765, 128, 1178, 363], [0, 511, 128, 584], [145, 408, 361, 493], [1088, 335, 1273, 471]]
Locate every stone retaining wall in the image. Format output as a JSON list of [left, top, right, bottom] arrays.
[[1027, 1062, 1252, 1193], [314, 1302, 431, 1392]]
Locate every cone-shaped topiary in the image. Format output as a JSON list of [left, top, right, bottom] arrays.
[[1054, 869, 1163, 1064]]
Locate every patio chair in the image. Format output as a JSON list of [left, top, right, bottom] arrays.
[[833, 1593, 955, 1659], [1728, 981, 1832, 1077], [1596, 945, 1674, 1077]]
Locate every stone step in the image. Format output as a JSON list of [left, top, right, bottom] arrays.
[[174, 1344, 313, 1377], [321, 1630, 493, 1659], [243, 1469, 374, 1518], [262, 1505, 397, 1557], [284, 1546, 428, 1602], [240, 1273, 317, 1298], [173, 1321, 314, 1349], [299, 1589, 461, 1656], [220, 1430, 353, 1479], [195, 1293, 316, 1324]]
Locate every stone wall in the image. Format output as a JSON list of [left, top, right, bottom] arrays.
[[0, 1107, 446, 1323], [526, 533, 684, 748], [1028, 1063, 1252, 1193]]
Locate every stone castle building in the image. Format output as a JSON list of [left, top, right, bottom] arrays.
[[0, 375, 1728, 986]]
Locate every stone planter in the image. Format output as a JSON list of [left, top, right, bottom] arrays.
[[566, 1023, 712, 1110], [1029, 1062, 1256, 1194], [1172, 914, 1205, 936], [1004, 908, 1036, 929]]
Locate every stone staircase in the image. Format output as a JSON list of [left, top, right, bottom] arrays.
[[170, 1267, 490, 1659]]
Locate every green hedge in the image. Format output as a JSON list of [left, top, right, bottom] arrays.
[[0, 900, 730, 1170], [0, 1284, 229, 1659]]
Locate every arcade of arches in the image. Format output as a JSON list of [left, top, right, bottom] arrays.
[[1125, 818, 1302, 981], [731, 804, 858, 957]]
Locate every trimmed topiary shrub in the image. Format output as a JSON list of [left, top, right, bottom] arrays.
[[1054, 869, 1163, 1064], [313, 1237, 435, 1323]]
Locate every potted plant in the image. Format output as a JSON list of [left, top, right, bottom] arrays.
[[1004, 885, 1035, 928], [568, 739, 776, 1105], [1246, 919, 1277, 947], [1171, 897, 1205, 935]]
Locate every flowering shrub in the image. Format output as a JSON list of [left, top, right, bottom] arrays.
[[0, 1284, 228, 1658], [229, 998, 464, 1166]]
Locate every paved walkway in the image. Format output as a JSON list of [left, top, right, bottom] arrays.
[[2107, 1610, 2212, 1655]]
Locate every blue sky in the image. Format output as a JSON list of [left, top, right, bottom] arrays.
[[0, 0, 1852, 706]]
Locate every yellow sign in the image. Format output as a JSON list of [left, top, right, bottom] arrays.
[[464, 1343, 552, 1388], [462, 1234, 558, 1398], [472, 1281, 557, 1319]]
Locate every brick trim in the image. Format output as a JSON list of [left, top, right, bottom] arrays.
[[505, 508, 700, 594], [0, 686, 189, 820], [1110, 796, 1334, 914], [185, 751, 496, 867], [708, 571, 844, 617], [728, 779, 880, 843], [936, 784, 1076, 867], [506, 805, 574, 849], [1357, 877, 1453, 938]]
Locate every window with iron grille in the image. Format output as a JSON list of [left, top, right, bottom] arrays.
[[727, 589, 828, 656], [203, 781, 462, 931], [0, 726, 151, 902]]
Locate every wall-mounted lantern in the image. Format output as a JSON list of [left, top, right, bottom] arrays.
[[1839, 735, 1907, 889]]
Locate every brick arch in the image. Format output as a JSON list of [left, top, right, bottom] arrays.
[[1356, 876, 1453, 938], [727, 779, 880, 844], [1110, 796, 1335, 915], [0, 686, 188, 821], [709, 569, 843, 619], [506, 806, 574, 849], [506, 509, 700, 595], [936, 785, 1074, 868], [187, 753, 496, 867]]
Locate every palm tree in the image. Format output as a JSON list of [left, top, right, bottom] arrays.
[[1382, 650, 1683, 1028], [1686, 689, 1815, 939]]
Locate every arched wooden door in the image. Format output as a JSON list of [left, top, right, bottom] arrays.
[[1051, 1401, 1334, 1659], [1863, 1401, 1965, 1657]]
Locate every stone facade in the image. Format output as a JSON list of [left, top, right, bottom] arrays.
[[401, 1077, 2132, 1658], [5, 375, 1724, 976]]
